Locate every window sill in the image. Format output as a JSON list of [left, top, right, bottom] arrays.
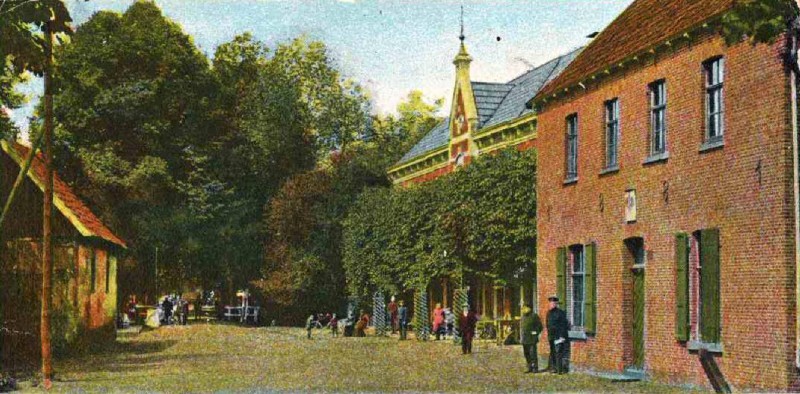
[[687, 340, 723, 354], [563, 177, 578, 186], [599, 165, 619, 176], [568, 330, 588, 340], [699, 139, 724, 153], [643, 151, 669, 165]]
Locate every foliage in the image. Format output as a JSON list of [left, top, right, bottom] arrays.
[[342, 149, 537, 299], [721, 0, 798, 45]]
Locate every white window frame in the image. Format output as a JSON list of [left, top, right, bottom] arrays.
[[565, 114, 579, 180], [704, 57, 725, 142], [650, 80, 667, 155], [567, 245, 586, 330], [605, 99, 620, 169]]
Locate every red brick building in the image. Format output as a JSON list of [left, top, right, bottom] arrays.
[[531, 0, 800, 390], [0, 141, 127, 371]]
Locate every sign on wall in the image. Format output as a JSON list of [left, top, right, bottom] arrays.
[[626, 189, 637, 223]]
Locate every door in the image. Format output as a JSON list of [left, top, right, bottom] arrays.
[[632, 268, 645, 369]]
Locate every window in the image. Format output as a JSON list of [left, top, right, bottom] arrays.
[[676, 229, 721, 345], [650, 81, 667, 155], [90, 249, 97, 293], [565, 114, 578, 181], [704, 58, 724, 142], [604, 99, 619, 168], [569, 245, 586, 328]]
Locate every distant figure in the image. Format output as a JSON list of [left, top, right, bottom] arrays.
[[329, 313, 339, 337], [398, 300, 409, 340], [444, 307, 455, 337], [126, 295, 138, 322], [546, 296, 571, 374], [306, 314, 315, 339], [432, 303, 445, 340], [161, 296, 173, 325], [355, 310, 369, 337], [459, 306, 478, 354], [520, 305, 544, 373], [388, 296, 399, 334]]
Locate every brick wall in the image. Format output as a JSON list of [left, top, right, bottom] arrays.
[[535, 33, 797, 390]]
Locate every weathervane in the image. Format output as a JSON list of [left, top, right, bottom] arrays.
[[459, 4, 465, 42]]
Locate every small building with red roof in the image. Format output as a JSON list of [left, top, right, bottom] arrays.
[[0, 140, 127, 371]]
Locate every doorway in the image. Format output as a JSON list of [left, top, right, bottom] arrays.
[[624, 237, 646, 370]]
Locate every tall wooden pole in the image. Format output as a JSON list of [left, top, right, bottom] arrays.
[[41, 17, 55, 390]]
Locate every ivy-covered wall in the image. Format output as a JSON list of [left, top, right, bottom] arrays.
[[343, 148, 537, 302]]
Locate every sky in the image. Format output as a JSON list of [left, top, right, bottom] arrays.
[[9, 0, 634, 134]]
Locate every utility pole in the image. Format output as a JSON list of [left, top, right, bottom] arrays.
[[41, 16, 55, 390]]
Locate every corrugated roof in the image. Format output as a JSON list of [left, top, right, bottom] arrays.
[[397, 117, 450, 164], [2, 141, 127, 249], [535, 0, 734, 102], [395, 47, 582, 166], [484, 47, 583, 128]]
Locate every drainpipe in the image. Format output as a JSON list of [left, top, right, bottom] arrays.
[[789, 18, 800, 369]]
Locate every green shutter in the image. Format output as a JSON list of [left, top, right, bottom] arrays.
[[675, 233, 690, 341], [584, 243, 597, 334], [700, 228, 721, 343], [556, 247, 567, 310]]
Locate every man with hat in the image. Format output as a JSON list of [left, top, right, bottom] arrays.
[[520, 304, 544, 373], [546, 295, 570, 374]]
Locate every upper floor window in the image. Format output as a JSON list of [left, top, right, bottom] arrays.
[[565, 114, 578, 181], [704, 57, 724, 142], [604, 99, 619, 169], [650, 80, 667, 155]]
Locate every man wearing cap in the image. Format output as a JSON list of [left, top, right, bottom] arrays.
[[520, 304, 544, 373], [546, 296, 570, 374]]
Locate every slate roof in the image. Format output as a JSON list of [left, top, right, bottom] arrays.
[[535, 0, 734, 101], [395, 47, 583, 166], [2, 141, 127, 249], [398, 117, 450, 163]]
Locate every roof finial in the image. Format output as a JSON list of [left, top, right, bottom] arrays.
[[459, 4, 465, 42]]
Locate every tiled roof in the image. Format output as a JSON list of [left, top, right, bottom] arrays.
[[397, 117, 450, 164], [472, 82, 513, 127], [484, 46, 583, 128], [395, 47, 582, 166], [535, 0, 735, 101], [2, 141, 127, 249]]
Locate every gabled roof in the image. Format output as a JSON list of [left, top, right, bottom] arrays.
[[395, 47, 582, 166], [485, 46, 582, 128], [2, 141, 127, 249], [535, 0, 734, 102]]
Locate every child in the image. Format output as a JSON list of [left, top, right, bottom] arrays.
[[306, 314, 315, 339], [329, 313, 339, 337]]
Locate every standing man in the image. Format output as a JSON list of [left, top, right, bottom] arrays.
[[459, 305, 478, 355], [398, 300, 409, 340], [520, 305, 544, 373], [546, 296, 570, 374], [388, 296, 399, 335]]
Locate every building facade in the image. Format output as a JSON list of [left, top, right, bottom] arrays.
[[0, 141, 127, 372], [531, 0, 800, 389]]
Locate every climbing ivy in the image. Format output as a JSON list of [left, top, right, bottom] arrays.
[[342, 149, 536, 299]]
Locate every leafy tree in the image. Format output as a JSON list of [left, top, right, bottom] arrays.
[[722, 0, 797, 44]]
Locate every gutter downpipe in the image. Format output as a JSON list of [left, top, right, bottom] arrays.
[[790, 18, 800, 370]]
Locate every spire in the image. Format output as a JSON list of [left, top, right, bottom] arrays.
[[453, 4, 472, 66]]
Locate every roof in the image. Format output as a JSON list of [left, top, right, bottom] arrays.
[[2, 141, 127, 249], [484, 46, 583, 128], [397, 118, 450, 163], [395, 47, 582, 166], [535, 0, 735, 102]]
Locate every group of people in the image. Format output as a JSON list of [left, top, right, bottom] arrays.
[[305, 310, 376, 339], [519, 295, 571, 374]]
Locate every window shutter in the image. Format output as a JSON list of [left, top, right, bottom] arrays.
[[584, 243, 597, 334], [556, 247, 567, 310], [675, 233, 689, 341], [700, 228, 721, 343]]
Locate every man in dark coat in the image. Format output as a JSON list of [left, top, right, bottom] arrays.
[[459, 305, 478, 355], [520, 305, 544, 373], [397, 300, 409, 340], [546, 296, 571, 374]]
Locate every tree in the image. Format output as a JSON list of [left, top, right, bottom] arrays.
[[722, 0, 798, 45]]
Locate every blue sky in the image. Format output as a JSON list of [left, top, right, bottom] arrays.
[[10, 0, 634, 133]]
